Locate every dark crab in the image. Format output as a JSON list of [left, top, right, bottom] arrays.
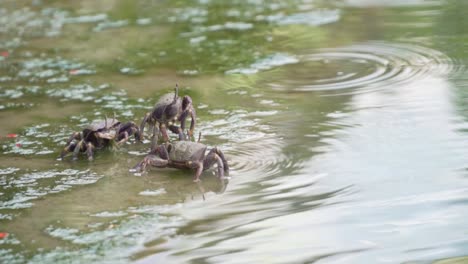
[[132, 136, 229, 182], [140, 84, 196, 147], [61, 118, 141, 160]]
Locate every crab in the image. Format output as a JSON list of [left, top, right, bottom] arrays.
[[140, 84, 196, 148], [132, 134, 229, 182], [60, 118, 141, 161]]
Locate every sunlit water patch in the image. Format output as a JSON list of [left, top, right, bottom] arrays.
[[254, 41, 457, 95]]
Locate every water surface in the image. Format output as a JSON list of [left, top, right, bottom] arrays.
[[1, 0, 468, 263]]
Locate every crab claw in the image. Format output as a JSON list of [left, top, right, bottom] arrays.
[[96, 131, 116, 140], [130, 158, 148, 172]]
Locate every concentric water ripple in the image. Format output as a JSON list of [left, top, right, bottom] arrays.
[[266, 41, 458, 95], [228, 135, 297, 181], [194, 109, 295, 180]]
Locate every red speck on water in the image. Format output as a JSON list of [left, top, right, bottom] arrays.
[[6, 134, 17, 138], [0, 232, 8, 239], [69, 69, 78, 75], [16, 143, 22, 147], [0, 51, 9, 57]]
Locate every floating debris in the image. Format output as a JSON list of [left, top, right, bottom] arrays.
[[69, 69, 96, 75]]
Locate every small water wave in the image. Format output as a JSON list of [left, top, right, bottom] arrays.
[[192, 105, 290, 180], [264, 41, 458, 95], [0, 169, 102, 210], [0, 54, 94, 85], [0, 6, 140, 41], [31, 204, 184, 263], [227, 135, 294, 182]]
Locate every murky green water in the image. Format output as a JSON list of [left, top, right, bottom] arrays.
[[1, 0, 468, 263]]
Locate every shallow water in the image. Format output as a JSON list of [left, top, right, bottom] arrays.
[[2, 0, 468, 263]]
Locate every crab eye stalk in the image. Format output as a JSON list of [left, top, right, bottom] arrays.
[[173, 83, 179, 101]]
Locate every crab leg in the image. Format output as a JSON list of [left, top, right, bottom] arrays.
[[153, 144, 169, 159], [72, 139, 84, 160], [150, 122, 161, 150], [132, 154, 169, 172], [86, 142, 95, 161], [192, 161, 204, 182], [215, 147, 229, 173], [117, 131, 129, 145], [116, 121, 141, 145], [188, 108, 196, 137], [132, 122, 142, 141], [168, 124, 184, 140], [65, 132, 81, 145], [60, 143, 76, 159], [204, 147, 229, 178], [139, 112, 151, 140], [159, 124, 169, 142], [180, 108, 196, 138]]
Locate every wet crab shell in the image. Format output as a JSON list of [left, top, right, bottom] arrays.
[[85, 118, 120, 131], [168, 141, 207, 163], [152, 92, 182, 123], [82, 118, 120, 145]]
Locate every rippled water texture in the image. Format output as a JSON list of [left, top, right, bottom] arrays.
[[2, 0, 468, 263], [262, 42, 456, 94]]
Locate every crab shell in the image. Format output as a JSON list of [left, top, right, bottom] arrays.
[[168, 141, 207, 163], [83, 118, 120, 141], [152, 92, 182, 123], [85, 118, 120, 131]]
